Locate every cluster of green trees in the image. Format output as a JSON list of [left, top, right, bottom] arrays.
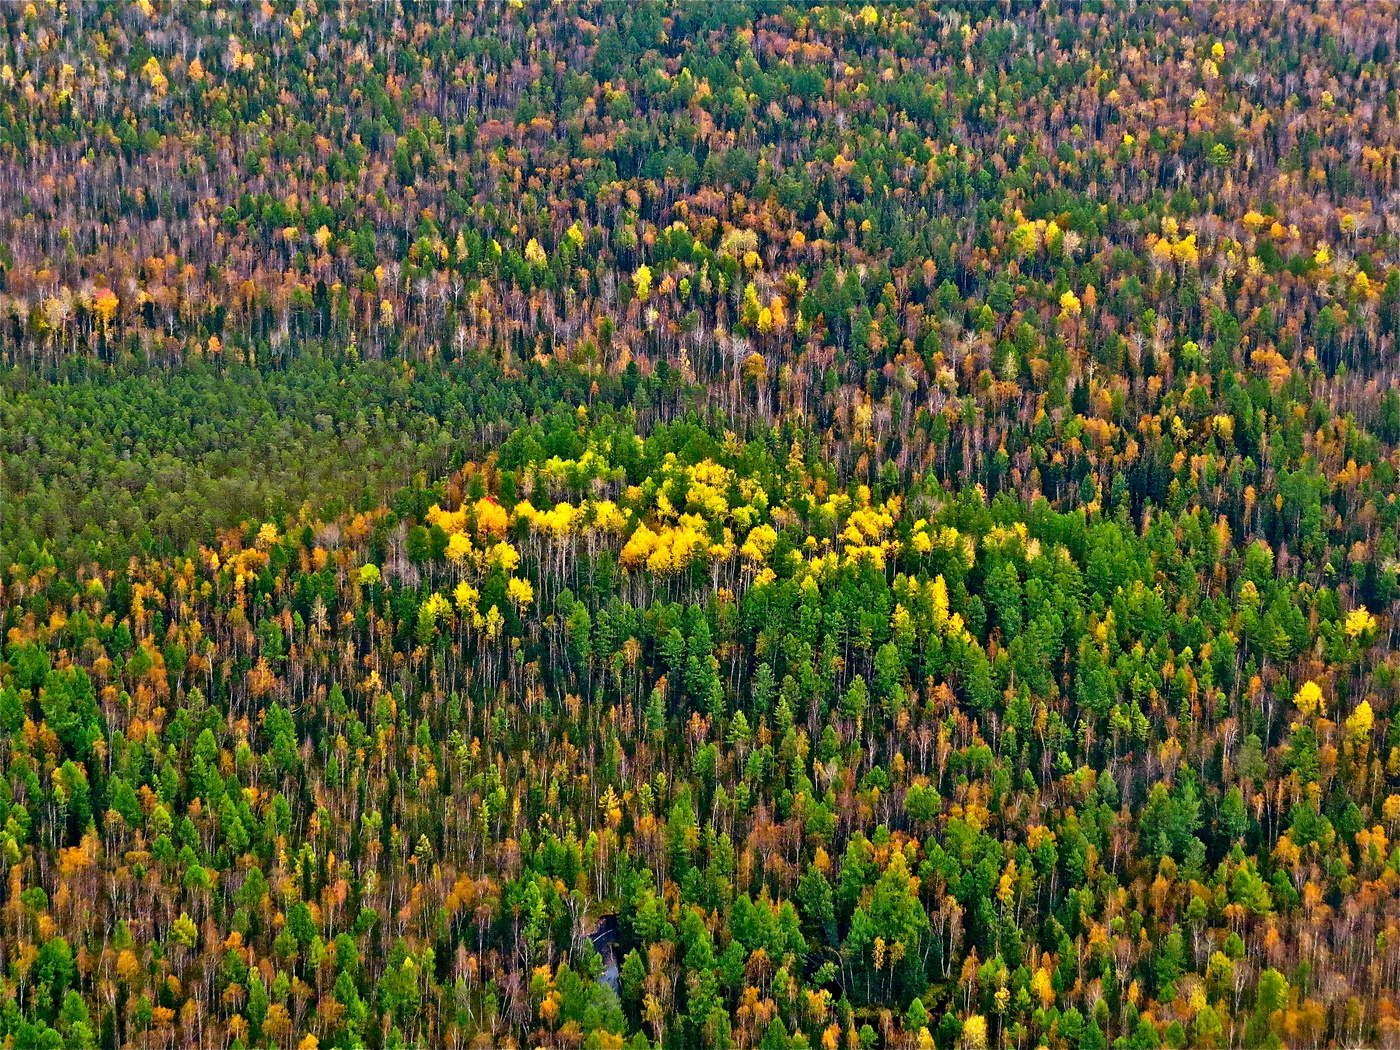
[[1, 354, 682, 572], [2, 412, 1397, 1049]]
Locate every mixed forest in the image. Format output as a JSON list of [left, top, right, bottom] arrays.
[[4, 2, 1400, 1048]]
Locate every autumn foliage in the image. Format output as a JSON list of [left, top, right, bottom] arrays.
[[3, 2, 1400, 1049]]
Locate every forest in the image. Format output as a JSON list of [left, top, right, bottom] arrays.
[[2, 2, 1400, 1048]]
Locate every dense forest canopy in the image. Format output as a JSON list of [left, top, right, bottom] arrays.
[[2, 2, 1400, 1049]]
